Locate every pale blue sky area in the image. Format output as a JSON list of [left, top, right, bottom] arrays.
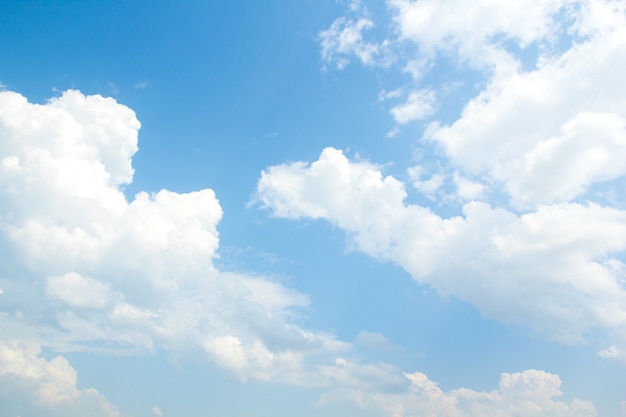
[[1, 1, 625, 417]]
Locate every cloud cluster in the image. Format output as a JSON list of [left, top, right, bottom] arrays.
[[0, 90, 344, 386], [321, 360, 597, 417], [322, 0, 626, 208], [0, 341, 121, 417], [256, 147, 626, 343], [0, 88, 602, 416], [297, 0, 626, 357]]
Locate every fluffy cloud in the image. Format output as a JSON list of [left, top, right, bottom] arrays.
[[388, 0, 568, 71], [0, 89, 600, 416], [0, 341, 121, 417], [0, 90, 345, 383], [256, 148, 626, 343], [390, 89, 435, 124], [307, 1, 626, 356], [320, 363, 596, 417], [427, 13, 626, 207], [321, 0, 626, 208]]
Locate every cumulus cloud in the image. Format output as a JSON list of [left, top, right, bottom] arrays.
[[388, 0, 568, 71], [307, 1, 626, 357], [321, 0, 626, 208], [256, 148, 626, 343], [0, 89, 601, 416], [426, 17, 626, 207], [390, 89, 435, 124], [0, 341, 121, 417], [0, 89, 346, 383], [320, 364, 596, 417]]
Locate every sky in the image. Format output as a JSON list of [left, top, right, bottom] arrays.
[[0, 0, 625, 416]]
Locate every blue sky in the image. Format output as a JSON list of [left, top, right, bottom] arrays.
[[1, 1, 626, 416]]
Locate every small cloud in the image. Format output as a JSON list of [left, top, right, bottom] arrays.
[[264, 131, 278, 139], [319, 13, 387, 70], [390, 89, 435, 124], [378, 88, 403, 102], [134, 81, 150, 89], [151, 406, 163, 416], [598, 345, 625, 361]]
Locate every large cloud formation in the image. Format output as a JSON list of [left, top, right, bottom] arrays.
[[258, 0, 626, 350], [0, 90, 343, 414], [256, 148, 626, 343], [0, 89, 601, 416]]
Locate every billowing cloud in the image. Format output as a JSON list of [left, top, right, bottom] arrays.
[[320, 362, 596, 417], [307, 0, 626, 363], [256, 148, 626, 343], [0, 90, 345, 384], [321, 0, 626, 208], [388, 0, 568, 72], [0, 88, 601, 416], [0, 341, 121, 417]]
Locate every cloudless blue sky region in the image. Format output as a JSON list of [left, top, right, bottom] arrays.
[[1, 1, 626, 416]]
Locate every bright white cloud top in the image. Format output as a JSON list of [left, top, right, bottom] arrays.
[[256, 147, 626, 343], [1, 0, 625, 416]]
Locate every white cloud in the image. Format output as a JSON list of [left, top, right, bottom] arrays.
[[321, 0, 572, 77], [319, 16, 381, 69], [389, 0, 567, 68], [0, 89, 348, 383], [256, 148, 626, 343], [321, 1, 626, 209], [0, 88, 606, 416], [307, 1, 626, 354], [453, 172, 485, 201], [0, 341, 121, 417], [151, 406, 163, 416], [390, 89, 435, 124], [320, 363, 596, 417], [46, 272, 113, 309], [598, 345, 625, 360], [319, 1, 395, 71], [426, 16, 626, 207], [407, 165, 445, 195]]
